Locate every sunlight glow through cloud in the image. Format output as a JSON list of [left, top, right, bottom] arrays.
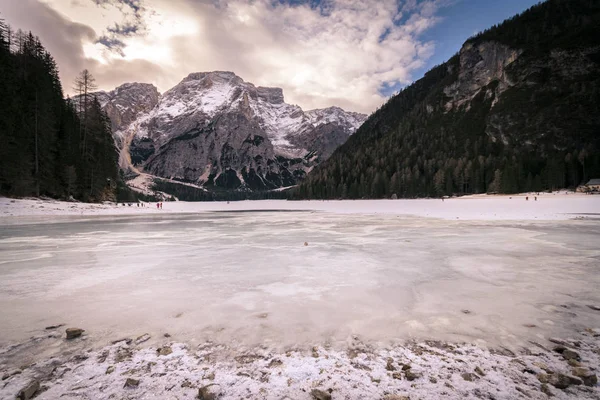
[[6, 0, 449, 113]]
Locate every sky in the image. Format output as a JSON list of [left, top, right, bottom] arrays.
[[0, 0, 541, 113]]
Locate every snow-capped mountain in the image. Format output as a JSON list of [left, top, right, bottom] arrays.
[[88, 71, 367, 193]]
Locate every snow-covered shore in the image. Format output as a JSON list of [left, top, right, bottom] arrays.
[[1, 325, 599, 400], [1, 191, 599, 221]]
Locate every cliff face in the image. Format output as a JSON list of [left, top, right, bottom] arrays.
[[92, 83, 160, 141], [294, 0, 600, 199], [443, 41, 523, 112]]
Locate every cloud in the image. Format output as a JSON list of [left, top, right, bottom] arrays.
[[0, 0, 98, 94], [0, 0, 447, 113]]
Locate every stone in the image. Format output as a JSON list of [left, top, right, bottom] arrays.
[[552, 345, 567, 354], [548, 338, 567, 346], [304, 242, 309, 246], [537, 374, 550, 384], [392, 372, 403, 380], [405, 370, 421, 381], [383, 396, 409, 400], [135, 333, 151, 345], [461, 372, 477, 382], [310, 389, 332, 400], [567, 376, 583, 386], [2, 369, 22, 380], [17, 380, 40, 400], [45, 324, 65, 330], [540, 383, 553, 397], [533, 362, 552, 373], [385, 358, 396, 371], [401, 364, 411, 371], [164, 333, 171, 338], [111, 337, 132, 345], [567, 359, 581, 367], [429, 377, 438, 384], [65, 327, 84, 340], [562, 349, 580, 361], [461, 309, 472, 314], [124, 378, 140, 388], [587, 305, 600, 311], [474, 366, 485, 376], [106, 366, 115, 374], [572, 368, 597, 387], [198, 384, 220, 400], [157, 346, 173, 356], [548, 373, 571, 390]]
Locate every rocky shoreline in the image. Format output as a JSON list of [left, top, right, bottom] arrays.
[[1, 326, 598, 400]]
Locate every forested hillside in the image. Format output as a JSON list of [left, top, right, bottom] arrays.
[[0, 20, 118, 201], [293, 0, 600, 199]]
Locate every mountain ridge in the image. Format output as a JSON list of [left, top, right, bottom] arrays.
[[293, 0, 600, 200], [85, 71, 367, 198]]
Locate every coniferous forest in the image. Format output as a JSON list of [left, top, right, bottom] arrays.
[[0, 20, 118, 202], [292, 0, 600, 200]]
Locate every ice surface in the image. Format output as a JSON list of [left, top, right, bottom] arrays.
[[1, 196, 600, 398], [1, 206, 599, 356]]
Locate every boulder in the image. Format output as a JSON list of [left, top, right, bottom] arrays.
[[65, 328, 84, 340], [17, 380, 39, 400]]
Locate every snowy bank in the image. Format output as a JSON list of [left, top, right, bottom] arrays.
[[1, 326, 599, 400], [1, 192, 600, 221]]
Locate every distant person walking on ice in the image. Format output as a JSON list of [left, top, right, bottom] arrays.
[[156, 203, 160, 209]]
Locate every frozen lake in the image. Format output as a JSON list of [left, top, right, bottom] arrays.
[[1, 208, 600, 356]]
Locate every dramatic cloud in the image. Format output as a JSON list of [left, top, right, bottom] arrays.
[[0, 0, 449, 112]]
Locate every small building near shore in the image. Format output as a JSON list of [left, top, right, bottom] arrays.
[[578, 178, 600, 194]]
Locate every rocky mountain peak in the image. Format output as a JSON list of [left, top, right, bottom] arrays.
[[90, 71, 369, 194], [257, 86, 284, 104]]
